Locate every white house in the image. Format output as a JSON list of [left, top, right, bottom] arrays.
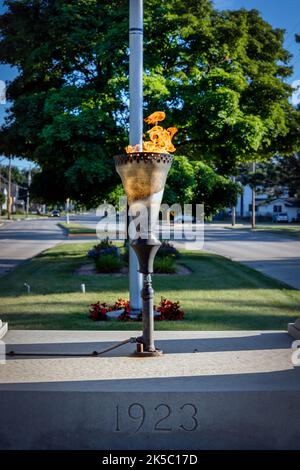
[[257, 197, 300, 222], [235, 184, 268, 218]]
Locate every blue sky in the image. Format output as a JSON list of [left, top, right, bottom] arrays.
[[0, 0, 300, 168], [213, 0, 300, 84]]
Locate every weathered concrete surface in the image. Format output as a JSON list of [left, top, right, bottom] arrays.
[[0, 330, 299, 450]]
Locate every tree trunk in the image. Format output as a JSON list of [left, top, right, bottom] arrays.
[[231, 175, 236, 226], [7, 157, 12, 220]]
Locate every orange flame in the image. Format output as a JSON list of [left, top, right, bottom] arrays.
[[125, 111, 177, 154]]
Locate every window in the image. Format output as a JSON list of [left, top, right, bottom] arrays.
[[273, 205, 282, 213]]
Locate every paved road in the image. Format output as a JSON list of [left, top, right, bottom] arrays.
[[70, 215, 300, 289], [203, 224, 300, 289], [0, 216, 299, 289], [0, 219, 64, 276]]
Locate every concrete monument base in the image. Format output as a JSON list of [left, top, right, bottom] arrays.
[[0, 330, 299, 450], [288, 318, 300, 339], [0, 320, 8, 340]]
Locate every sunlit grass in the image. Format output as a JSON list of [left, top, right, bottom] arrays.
[[0, 242, 299, 330]]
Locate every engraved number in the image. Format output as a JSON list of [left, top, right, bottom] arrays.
[[115, 405, 120, 432], [154, 404, 172, 431], [115, 402, 198, 432], [179, 403, 198, 432], [128, 403, 145, 433]]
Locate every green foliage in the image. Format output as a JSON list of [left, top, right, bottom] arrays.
[[164, 155, 195, 205], [157, 241, 180, 259], [251, 153, 300, 199], [0, 164, 27, 186], [0, 192, 5, 206], [0, 0, 299, 208], [95, 254, 123, 273], [154, 257, 176, 274], [192, 161, 243, 216], [165, 155, 242, 216]]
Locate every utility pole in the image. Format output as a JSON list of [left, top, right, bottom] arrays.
[[251, 161, 256, 229], [231, 175, 236, 226], [26, 166, 32, 215], [7, 157, 12, 220], [0, 159, 2, 217], [128, 0, 143, 313], [66, 198, 70, 224]]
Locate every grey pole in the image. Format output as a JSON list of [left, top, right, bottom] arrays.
[[26, 166, 31, 215], [129, 0, 143, 313]]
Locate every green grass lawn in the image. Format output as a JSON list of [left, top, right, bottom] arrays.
[[0, 242, 299, 330], [58, 222, 96, 235]]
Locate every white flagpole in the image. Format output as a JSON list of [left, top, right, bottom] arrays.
[[129, 0, 143, 312]]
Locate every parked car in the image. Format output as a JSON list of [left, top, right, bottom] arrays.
[[173, 214, 196, 223], [273, 212, 289, 223], [51, 210, 60, 217]]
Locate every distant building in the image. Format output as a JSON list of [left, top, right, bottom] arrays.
[[235, 184, 268, 218], [257, 197, 300, 222], [233, 185, 300, 222]]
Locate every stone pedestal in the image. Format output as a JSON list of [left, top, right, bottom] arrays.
[[0, 320, 8, 339], [288, 318, 300, 339], [0, 330, 300, 450]]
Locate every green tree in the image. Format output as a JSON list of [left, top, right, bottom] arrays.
[[143, 4, 300, 173], [0, 192, 5, 207], [0, 0, 129, 206], [0, 0, 299, 207], [164, 155, 241, 217], [252, 154, 300, 200]]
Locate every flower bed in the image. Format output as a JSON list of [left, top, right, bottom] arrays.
[[89, 297, 185, 322]]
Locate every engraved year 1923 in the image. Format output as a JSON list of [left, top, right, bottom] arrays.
[[115, 402, 198, 433]]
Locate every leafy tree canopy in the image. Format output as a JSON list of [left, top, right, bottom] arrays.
[[164, 155, 242, 217], [0, 0, 299, 207]]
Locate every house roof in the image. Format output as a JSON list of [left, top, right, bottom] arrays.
[[258, 197, 300, 208]]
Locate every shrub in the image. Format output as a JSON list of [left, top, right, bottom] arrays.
[[95, 254, 123, 273], [156, 297, 185, 321], [87, 238, 119, 260], [89, 301, 110, 321], [154, 256, 176, 274], [122, 240, 129, 265], [157, 241, 180, 259]]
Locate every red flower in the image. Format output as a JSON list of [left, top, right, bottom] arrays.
[[89, 297, 184, 322], [89, 301, 109, 321], [156, 297, 185, 321]]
